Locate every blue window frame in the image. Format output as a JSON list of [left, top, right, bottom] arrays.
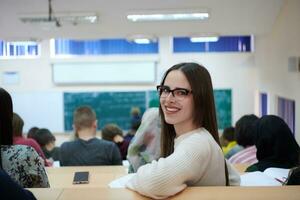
[[278, 97, 295, 135], [260, 92, 268, 116], [54, 38, 159, 56], [0, 40, 39, 57], [173, 36, 252, 53]]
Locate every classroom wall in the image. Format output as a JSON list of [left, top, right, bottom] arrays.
[[255, 0, 300, 144], [0, 40, 256, 133]]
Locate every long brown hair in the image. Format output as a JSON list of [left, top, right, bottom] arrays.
[[159, 63, 220, 157]]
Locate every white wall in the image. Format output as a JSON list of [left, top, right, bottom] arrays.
[[255, 0, 300, 144]]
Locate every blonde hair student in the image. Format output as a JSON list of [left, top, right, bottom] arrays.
[[126, 63, 240, 199]]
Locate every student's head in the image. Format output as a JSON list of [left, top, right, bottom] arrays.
[[34, 128, 56, 150], [235, 114, 258, 147], [27, 126, 39, 139], [73, 106, 97, 133], [157, 62, 219, 157], [131, 107, 141, 117], [254, 115, 300, 170], [221, 126, 235, 146], [12, 113, 24, 137], [101, 123, 123, 142], [0, 87, 13, 145]]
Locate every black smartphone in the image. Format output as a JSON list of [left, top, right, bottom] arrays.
[[73, 171, 89, 184]]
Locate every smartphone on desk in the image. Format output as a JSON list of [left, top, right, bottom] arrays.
[[73, 171, 89, 184]]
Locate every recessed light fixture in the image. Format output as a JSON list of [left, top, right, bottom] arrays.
[[133, 38, 152, 44], [127, 35, 157, 44], [190, 36, 219, 43], [127, 10, 209, 22]]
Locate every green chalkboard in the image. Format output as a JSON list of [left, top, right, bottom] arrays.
[[214, 89, 232, 129], [147, 90, 159, 108], [64, 91, 146, 131], [63, 89, 231, 131]]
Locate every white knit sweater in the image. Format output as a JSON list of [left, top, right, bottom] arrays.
[[126, 128, 240, 199]]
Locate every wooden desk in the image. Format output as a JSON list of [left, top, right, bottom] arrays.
[[46, 166, 127, 188], [28, 188, 63, 200], [59, 188, 149, 200], [29, 186, 300, 200], [171, 186, 300, 200]]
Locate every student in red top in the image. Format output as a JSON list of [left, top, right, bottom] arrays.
[[12, 113, 50, 166]]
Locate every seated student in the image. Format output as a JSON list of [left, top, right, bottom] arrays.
[[246, 115, 300, 172], [59, 106, 122, 166], [0, 170, 37, 200], [12, 113, 50, 166], [101, 124, 129, 160], [0, 87, 49, 188], [221, 126, 243, 159], [124, 107, 142, 142], [27, 126, 39, 139], [31, 128, 60, 163], [229, 114, 259, 165], [127, 107, 161, 173], [126, 63, 240, 199]]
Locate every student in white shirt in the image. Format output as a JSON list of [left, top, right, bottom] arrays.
[[126, 63, 240, 199]]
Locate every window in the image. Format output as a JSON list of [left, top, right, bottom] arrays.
[[52, 38, 158, 56], [260, 92, 268, 116], [0, 40, 40, 58], [278, 97, 295, 134], [173, 36, 252, 53]]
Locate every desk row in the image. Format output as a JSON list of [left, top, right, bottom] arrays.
[[29, 186, 300, 200]]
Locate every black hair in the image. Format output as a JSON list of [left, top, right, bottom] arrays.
[[0, 88, 14, 169], [27, 127, 39, 139], [222, 127, 235, 142], [235, 114, 258, 147], [33, 128, 56, 147], [252, 115, 300, 171]]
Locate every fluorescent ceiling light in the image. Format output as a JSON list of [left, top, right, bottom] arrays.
[[133, 38, 151, 44], [127, 35, 157, 44], [190, 36, 219, 42], [127, 12, 209, 22]]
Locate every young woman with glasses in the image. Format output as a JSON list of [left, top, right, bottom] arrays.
[[126, 63, 240, 199]]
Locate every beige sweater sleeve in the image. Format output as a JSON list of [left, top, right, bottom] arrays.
[[126, 134, 212, 199]]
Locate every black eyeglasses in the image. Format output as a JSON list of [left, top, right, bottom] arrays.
[[156, 85, 192, 101]]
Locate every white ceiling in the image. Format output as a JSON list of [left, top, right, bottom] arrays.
[[0, 0, 285, 40]]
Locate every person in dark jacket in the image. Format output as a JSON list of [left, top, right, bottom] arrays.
[[59, 106, 122, 166], [246, 115, 300, 172]]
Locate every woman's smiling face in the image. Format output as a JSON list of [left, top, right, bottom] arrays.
[[160, 70, 196, 135]]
